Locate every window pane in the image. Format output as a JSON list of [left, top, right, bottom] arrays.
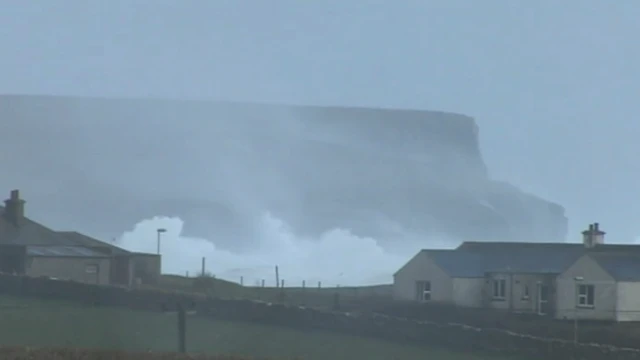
[[424, 281, 431, 291], [579, 285, 587, 295]]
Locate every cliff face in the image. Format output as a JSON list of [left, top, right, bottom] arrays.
[[0, 95, 567, 248]]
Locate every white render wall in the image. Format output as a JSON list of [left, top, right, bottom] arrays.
[[616, 282, 640, 322], [452, 277, 484, 307], [556, 255, 616, 321]]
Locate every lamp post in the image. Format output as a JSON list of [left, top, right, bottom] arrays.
[[574, 276, 584, 345], [156, 228, 167, 255]]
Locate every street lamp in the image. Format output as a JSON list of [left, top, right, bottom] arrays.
[[573, 276, 584, 345], [156, 228, 167, 255]]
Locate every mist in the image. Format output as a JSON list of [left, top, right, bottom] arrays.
[[117, 213, 454, 287]]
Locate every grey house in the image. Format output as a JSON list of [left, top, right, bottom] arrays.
[[557, 252, 640, 322], [0, 189, 160, 286], [394, 223, 640, 321]]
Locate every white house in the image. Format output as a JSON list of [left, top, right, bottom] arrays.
[[393, 250, 486, 307], [394, 223, 640, 322], [557, 252, 640, 322]]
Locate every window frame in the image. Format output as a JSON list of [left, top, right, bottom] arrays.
[[492, 278, 507, 300], [416, 280, 432, 302], [85, 264, 99, 274], [577, 284, 595, 308], [521, 284, 530, 300]]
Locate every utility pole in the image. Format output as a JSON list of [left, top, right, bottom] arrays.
[[156, 228, 167, 255], [275, 265, 280, 288], [201, 257, 206, 276]]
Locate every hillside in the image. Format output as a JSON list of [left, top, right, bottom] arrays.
[[0, 95, 567, 249]]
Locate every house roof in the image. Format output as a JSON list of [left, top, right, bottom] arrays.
[[458, 241, 640, 254], [57, 231, 130, 255], [447, 241, 640, 279], [1, 200, 131, 256], [0, 206, 79, 246], [26, 245, 109, 258], [588, 253, 640, 281], [457, 241, 582, 252], [424, 246, 584, 278], [425, 250, 486, 278]]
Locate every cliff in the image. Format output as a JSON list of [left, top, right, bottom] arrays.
[[0, 95, 567, 248]]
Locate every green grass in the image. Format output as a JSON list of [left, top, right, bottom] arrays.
[[152, 275, 393, 311], [0, 295, 506, 360]]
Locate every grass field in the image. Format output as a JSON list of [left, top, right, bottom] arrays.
[[0, 295, 508, 360], [151, 274, 393, 310]]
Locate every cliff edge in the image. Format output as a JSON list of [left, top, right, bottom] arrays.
[[0, 95, 567, 248]]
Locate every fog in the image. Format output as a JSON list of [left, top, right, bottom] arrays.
[[118, 214, 453, 286], [2, 1, 640, 267]]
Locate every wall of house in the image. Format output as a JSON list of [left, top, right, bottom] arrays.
[[0, 244, 27, 274], [130, 254, 161, 285], [556, 255, 616, 321], [26, 256, 111, 285], [111, 255, 134, 286], [452, 277, 484, 307], [615, 282, 640, 322], [485, 272, 554, 313], [393, 252, 453, 303]]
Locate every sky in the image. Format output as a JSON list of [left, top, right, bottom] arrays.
[[1, 1, 639, 283]]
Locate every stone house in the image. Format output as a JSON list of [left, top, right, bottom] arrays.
[[0, 189, 160, 286], [394, 223, 640, 321]]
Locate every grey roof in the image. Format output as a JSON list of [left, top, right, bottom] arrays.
[[458, 241, 640, 255], [26, 245, 109, 258], [425, 247, 584, 278], [457, 241, 583, 252], [589, 253, 640, 281], [0, 203, 135, 255], [426, 251, 486, 278], [0, 207, 79, 246], [57, 231, 130, 255]]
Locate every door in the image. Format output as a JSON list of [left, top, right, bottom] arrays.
[[85, 264, 100, 284], [536, 283, 549, 315]]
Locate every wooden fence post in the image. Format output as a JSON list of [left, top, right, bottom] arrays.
[[177, 303, 187, 353]]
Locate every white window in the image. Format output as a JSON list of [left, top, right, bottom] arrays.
[[415, 281, 431, 301], [577, 284, 595, 307], [493, 279, 506, 299], [522, 284, 530, 300], [85, 264, 98, 274]]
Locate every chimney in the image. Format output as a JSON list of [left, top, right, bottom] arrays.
[[582, 223, 605, 248], [3, 190, 26, 226], [592, 222, 605, 245], [582, 224, 594, 248]]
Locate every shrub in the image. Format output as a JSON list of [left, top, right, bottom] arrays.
[[193, 272, 217, 292]]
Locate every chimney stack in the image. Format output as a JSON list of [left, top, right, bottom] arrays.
[[3, 190, 25, 226], [582, 223, 605, 248], [592, 222, 605, 245]]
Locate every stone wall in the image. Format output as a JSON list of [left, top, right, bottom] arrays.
[[1, 274, 639, 360]]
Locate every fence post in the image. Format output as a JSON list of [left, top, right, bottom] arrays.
[[177, 303, 187, 353], [302, 280, 306, 306], [278, 279, 285, 304]]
